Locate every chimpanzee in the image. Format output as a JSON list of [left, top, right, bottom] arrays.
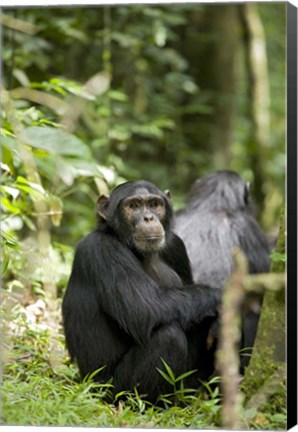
[[175, 170, 271, 368], [62, 180, 221, 403]]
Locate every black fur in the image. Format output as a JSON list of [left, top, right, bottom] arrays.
[[175, 171, 271, 368], [62, 180, 221, 402]]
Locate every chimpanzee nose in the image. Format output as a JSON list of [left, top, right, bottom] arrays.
[[144, 213, 154, 222]]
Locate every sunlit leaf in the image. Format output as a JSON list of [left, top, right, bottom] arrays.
[[1, 231, 18, 247], [270, 251, 286, 262], [56, 158, 76, 186], [20, 127, 92, 158], [1, 197, 21, 214], [1, 185, 20, 200]]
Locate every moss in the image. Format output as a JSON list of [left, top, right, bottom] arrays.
[[242, 347, 278, 399], [242, 206, 286, 402], [268, 381, 286, 413]]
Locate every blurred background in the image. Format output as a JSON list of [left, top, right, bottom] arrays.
[[2, 3, 285, 298]]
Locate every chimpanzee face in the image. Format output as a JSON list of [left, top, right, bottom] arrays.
[[97, 182, 172, 255], [121, 187, 167, 253]]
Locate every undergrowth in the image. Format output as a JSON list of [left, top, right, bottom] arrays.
[[1, 296, 287, 429], [1, 299, 222, 428]]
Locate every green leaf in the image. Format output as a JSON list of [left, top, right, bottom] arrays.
[[20, 127, 92, 158], [176, 369, 197, 382], [16, 176, 46, 201], [1, 197, 21, 214], [161, 359, 175, 379], [0, 128, 14, 137], [156, 368, 175, 386], [158, 395, 173, 405], [1, 247, 10, 275], [271, 413, 286, 422], [1, 186, 20, 200], [245, 407, 258, 420], [49, 78, 95, 100], [270, 251, 286, 262], [22, 215, 36, 231], [131, 124, 164, 139], [17, 176, 45, 194], [108, 90, 128, 102], [69, 160, 103, 177], [1, 231, 19, 247], [56, 158, 76, 186], [83, 366, 106, 383], [1, 134, 19, 151]]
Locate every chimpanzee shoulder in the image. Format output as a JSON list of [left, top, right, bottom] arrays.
[[160, 231, 193, 285]]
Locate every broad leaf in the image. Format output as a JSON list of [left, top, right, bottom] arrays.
[[20, 127, 92, 158]]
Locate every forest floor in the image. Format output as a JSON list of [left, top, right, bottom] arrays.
[[1, 296, 286, 429]]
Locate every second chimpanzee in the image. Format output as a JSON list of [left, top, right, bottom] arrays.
[[175, 170, 271, 368], [62, 180, 221, 403]]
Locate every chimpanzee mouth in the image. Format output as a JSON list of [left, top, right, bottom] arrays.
[[134, 235, 164, 241], [133, 235, 165, 254]]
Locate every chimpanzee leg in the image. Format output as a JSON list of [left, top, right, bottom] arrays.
[[112, 322, 191, 402], [186, 317, 218, 382], [240, 311, 260, 369]]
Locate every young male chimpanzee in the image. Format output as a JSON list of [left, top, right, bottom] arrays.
[[62, 180, 221, 403], [175, 170, 271, 368]]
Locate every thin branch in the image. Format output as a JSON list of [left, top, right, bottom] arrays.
[[217, 249, 247, 429], [242, 273, 285, 293], [1, 14, 38, 34], [10, 88, 68, 115]]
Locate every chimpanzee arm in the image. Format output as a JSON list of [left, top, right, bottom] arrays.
[[160, 232, 194, 285], [236, 213, 271, 273], [72, 230, 221, 346]]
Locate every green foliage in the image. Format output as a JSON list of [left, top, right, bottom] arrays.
[[2, 3, 285, 217], [2, 302, 223, 428], [156, 358, 199, 406], [270, 251, 286, 263], [1, 234, 286, 429]]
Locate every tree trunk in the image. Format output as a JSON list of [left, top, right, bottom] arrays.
[[242, 207, 286, 407], [239, 4, 271, 215], [183, 4, 239, 172]]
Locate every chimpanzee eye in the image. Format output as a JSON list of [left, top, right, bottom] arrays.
[[129, 201, 140, 210], [149, 199, 161, 209]]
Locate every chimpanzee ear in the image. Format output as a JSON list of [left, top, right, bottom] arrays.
[[164, 189, 172, 202], [97, 194, 109, 220]]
